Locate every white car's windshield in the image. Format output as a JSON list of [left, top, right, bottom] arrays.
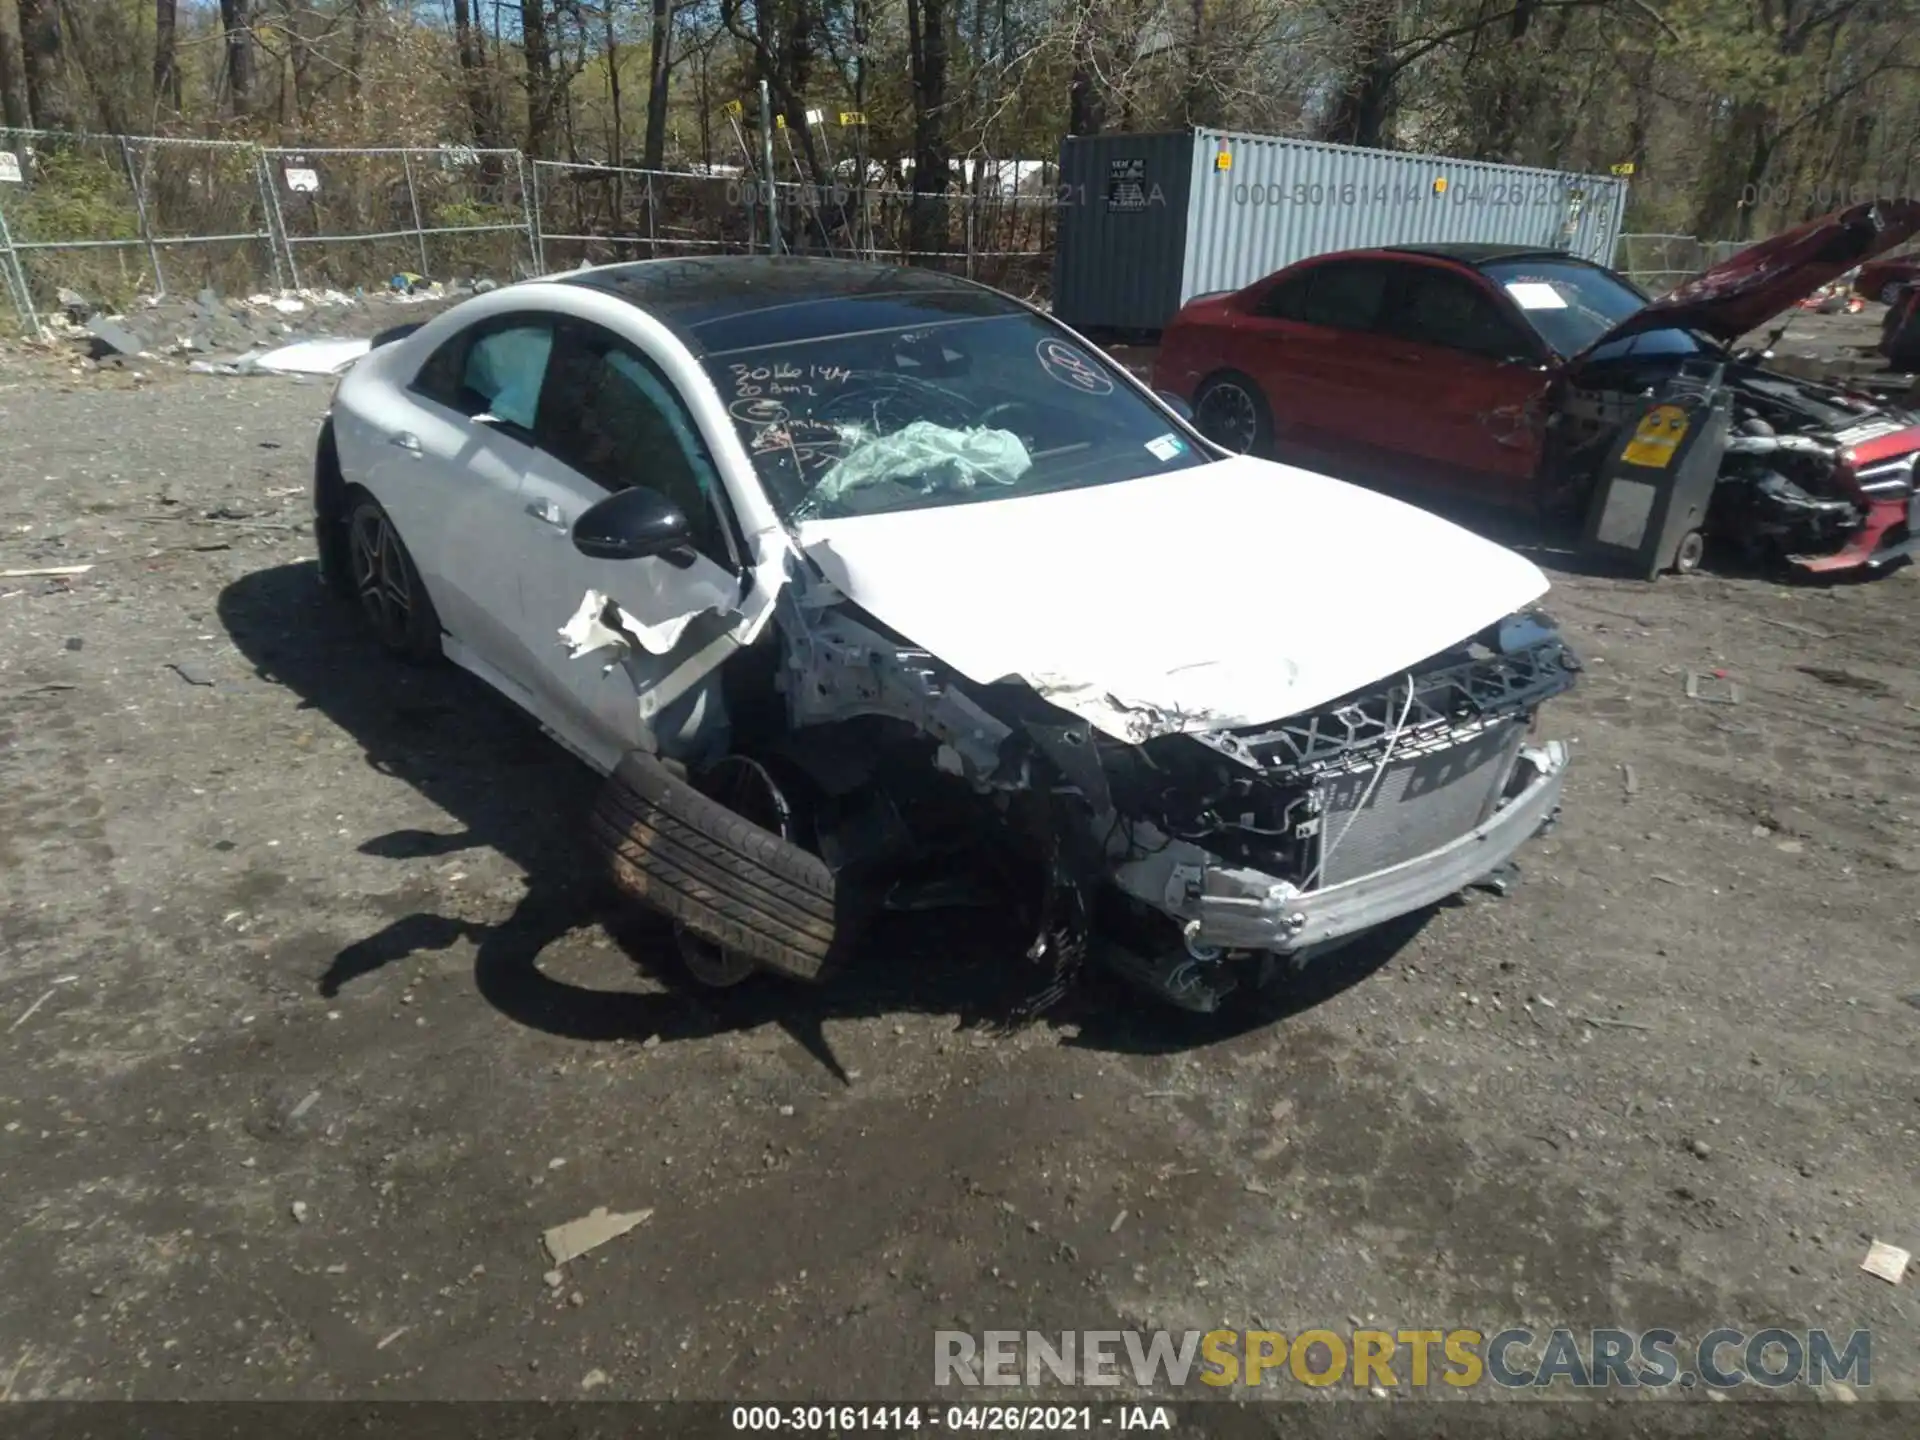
[[698, 311, 1207, 522]]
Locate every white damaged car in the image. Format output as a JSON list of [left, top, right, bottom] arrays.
[[313, 257, 1577, 1013]]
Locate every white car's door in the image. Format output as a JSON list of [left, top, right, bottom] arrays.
[[365, 313, 558, 686], [514, 318, 756, 768]]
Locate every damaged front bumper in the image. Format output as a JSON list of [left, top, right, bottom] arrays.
[[1788, 494, 1920, 573], [1178, 740, 1565, 952], [1103, 739, 1568, 1009]]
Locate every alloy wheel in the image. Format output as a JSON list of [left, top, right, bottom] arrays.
[[350, 507, 413, 643], [1197, 382, 1259, 453]]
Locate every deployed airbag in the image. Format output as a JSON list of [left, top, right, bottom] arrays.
[[815, 422, 1031, 508]]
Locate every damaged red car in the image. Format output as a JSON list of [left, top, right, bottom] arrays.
[[1855, 254, 1920, 306], [1153, 200, 1920, 576]]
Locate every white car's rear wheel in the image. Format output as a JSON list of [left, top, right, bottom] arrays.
[[346, 496, 441, 662]]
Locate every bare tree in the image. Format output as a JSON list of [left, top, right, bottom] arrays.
[[153, 0, 181, 114], [719, 0, 834, 183], [906, 0, 951, 249], [644, 0, 673, 168], [522, 0, 556, 155], [14, 0, 65, 129], [451, 0, 500, 147], [219, 0, 256, 115], [0, 0, 29, 133]]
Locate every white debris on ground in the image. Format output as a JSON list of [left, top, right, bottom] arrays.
[[541, 1205, 654, 1266], [190, 337, 374, 378], [13, 278, 493, 376]]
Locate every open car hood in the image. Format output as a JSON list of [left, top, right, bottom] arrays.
[[795, 455, 1551, 744], [1581, 199, 1920, 356]]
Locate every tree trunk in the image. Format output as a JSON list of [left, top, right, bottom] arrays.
[[603, 0, 621, 168], [521, 0, 554, 157], [217, 0, 253, 116], [643, 0, 671, 169], [1320, 0, 1396, 148], [14, 0, 65, 130], [152, 0, 180, 113], [1067, 59, 1102, 136], [560, 20, 581, 162], [1693, 99, 1773, 240], [1183, 0, 1208, 128], [348, 0, 372, 117], [451, 0, 497, 147], [905, 0, 949, 256], [0, 0, 28, 133], [695, 39, 710, 171]]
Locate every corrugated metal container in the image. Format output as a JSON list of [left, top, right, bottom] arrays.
[[1051, 128, 1630, 332]]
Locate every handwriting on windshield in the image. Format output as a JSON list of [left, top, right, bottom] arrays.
[[749, 417, 851, 473], [1034, 338, 1113, 396], [730, 361, 852, 401]]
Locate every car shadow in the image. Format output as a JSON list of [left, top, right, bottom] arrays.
[[218, 560, 1428, 1078]]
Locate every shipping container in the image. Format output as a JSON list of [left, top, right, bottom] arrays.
[[1051, 128, 1630, 333]]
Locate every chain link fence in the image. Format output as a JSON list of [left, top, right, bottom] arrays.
[[263, 144, 536, 292], [531, 159, 1054, 294], [0, 140, 1771, 337], [1614, 233, 1749, 297], [0, 129, 282, 329], [0, 130, 1057, 332]]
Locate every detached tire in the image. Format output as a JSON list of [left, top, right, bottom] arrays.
[[589, 751, 840, 983]]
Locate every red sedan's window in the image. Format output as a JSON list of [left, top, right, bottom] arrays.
[[1257, 260, 1394, 332], [1386, 268, 1531, 360], [1295, 261, 1393, 331]]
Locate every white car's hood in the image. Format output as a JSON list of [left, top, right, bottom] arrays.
[[796, 455, 1551, 743]]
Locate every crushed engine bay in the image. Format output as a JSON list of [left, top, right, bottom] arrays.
[[1556, 353, 1920, 569], [569, 557, 1581, 1014]]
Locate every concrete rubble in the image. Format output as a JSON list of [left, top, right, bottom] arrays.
[[23, 279, 487, 375]]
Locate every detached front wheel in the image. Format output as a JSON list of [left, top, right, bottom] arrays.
[[589, 751, 846, 985]]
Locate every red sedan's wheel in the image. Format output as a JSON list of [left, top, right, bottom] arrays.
[[1881, 282, 1906, 307], [1192, 372, 1273, 456]]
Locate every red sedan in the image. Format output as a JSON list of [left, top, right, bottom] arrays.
[[1152, 205, 1920, 573]]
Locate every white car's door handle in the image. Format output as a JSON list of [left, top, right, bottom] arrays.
[[525, 499, 567, 528], [388, 431, 422, 452]]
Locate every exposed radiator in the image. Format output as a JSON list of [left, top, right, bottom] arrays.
[[1313, 719, 1528, 887]]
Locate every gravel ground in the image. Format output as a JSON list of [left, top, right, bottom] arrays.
[[0, 336, 1917, 1412]]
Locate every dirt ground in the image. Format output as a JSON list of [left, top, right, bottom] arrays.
[[1, 325, 1917, 1412]]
